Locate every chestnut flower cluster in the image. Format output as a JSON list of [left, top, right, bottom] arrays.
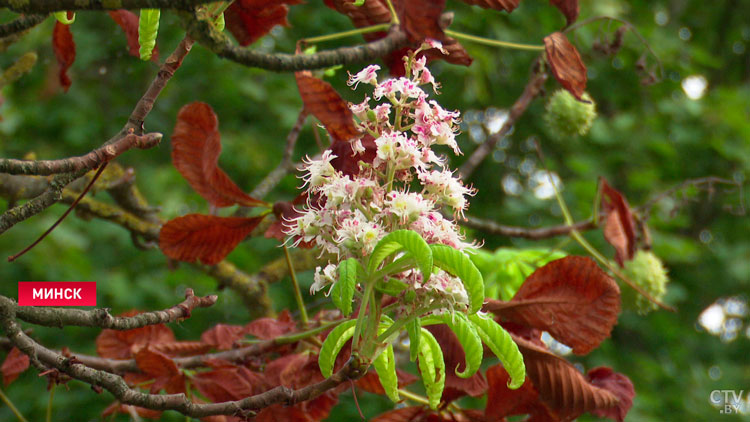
[[287, 43, 476, 310]]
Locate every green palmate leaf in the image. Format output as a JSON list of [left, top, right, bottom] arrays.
[[417, 328, 445, 410], [468, 314, 525, 389], [422, 313, 482, 378], [407, 318, 421, 362], [319, 320, 357, 378], [332, 258, 358, 316], [138, 9, 160, 61], [54, 12, 75, 25], [368, 230, 433, 281], [430, 244, 485, 313], [373, 344, 399, 402]]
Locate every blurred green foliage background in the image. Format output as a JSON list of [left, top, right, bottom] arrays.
[[0, 0, 748, 420]]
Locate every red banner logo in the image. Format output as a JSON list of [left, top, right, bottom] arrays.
[[18, 282, 97, 306]]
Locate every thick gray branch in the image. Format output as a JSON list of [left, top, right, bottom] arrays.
[[0, 13, 47, 37], [0, 0, 213, 13]]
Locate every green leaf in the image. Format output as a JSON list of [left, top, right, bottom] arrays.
[[417, 328, 445, 410], [368, 230, 433, 281], [54, 12, 75, 25], [407, 318, 421, 362], [332, 258, 358, 316], [213, 13, 225, 32], [375, 277, 408, 296], [431, 244, 485, 313], [373, 344, 399, 402], [353, 0, 366, 5], [422, 313, 482, 378], [318, 320, 357, 378], [138, 9, 160, 61], [469, 314, 525, 389]]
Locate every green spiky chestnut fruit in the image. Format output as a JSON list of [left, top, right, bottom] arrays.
[[544, 89, 597, 139], [621, 250, 669, 314]]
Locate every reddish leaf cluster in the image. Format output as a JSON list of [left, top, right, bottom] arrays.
[[52, 20, 75, 92], [324, 0, 472, 75], [295, 72, 360, 143], [600, 179, 637, 266], [92, 310, 349, 421], [159, 102, 269, 265], [225, 0, 303, 46]]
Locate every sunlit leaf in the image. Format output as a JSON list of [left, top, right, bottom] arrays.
[[319, 320, 357, 378], [332, 258, 358, 316], [468, 313, 525, 389], [417, 328, 445, 410], [368, 230, 433, 281], [430, 244, 484, 313]]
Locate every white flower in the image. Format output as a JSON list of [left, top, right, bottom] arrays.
[[349, 96, 371, 121], [424, 269, 469, 309], [422, 38, 447, 55], [348, 65, 380, 88], [300, 150, 337, 190], [419, 169, 475, 215], [374, 131, 402, 165], [312, 264, 338, 295], [386, 191, 433, 222]]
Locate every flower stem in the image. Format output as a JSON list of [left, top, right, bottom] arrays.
[[46, 384, 55, 422], [283, 244, 309, 326], [304, 23, 391, 45], [444, 29, 545, 51], [384, 0, 400, 25], [352, 280, 376, 352], [0, 387, 28, 422], [398, 389, 431, 405]]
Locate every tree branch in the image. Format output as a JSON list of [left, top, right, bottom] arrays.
[[2, 288, 216, 329], [0, 0, 214, 13], [463, 214, 597, 239], [0, 13, 47, 37], [0, 35, 193, 234], [0, 301, 365, 417], [0, 133, 162, 176], [459, 70, 548, 179], [182, 14, 410, 72]]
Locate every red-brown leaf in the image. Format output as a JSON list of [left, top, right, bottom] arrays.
[[426, 324, 487, 401], [356, 368, 418, 395], [549, 0, 579, 26], [96, 313, 176, 359], [371, 406, 427, 422], [108, 10, 159, 62], [485, 256, 620, 355], [324, 0, 392, 29], [1, 347, 30, 386], [265, 201, 299, 241], [254, 404, 310, 422], [151, 341, 212, 357], [486, 365, 557, 421], [52, 21, 75, 92], [102, 402, 163, 419], [225, 0, 302, 46], [245, 310, 296, 340], [295, 72, 360, 143], [135, 347, 185, 394], [201, 324, 249, 350], [600, 179, 637, 266], [393, 0, 446, 42], [192, 365, 264, 402], [300, 391, 339, 421], [587, 367, 635, 422], [454, 0, 520, 12], [544, 32, 587, 100], [515, 336, 620, 416], [159, 214, 264, 265], [171, 102, 265, 207]]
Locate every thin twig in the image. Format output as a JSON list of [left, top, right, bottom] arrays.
[[0, 133, 162, 176], [0, 14, 47, 38], [459, 70, 547, 179], [249, 109, 307, 199], [463, 215, 597, 239], [4, 289, 216, 329]]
